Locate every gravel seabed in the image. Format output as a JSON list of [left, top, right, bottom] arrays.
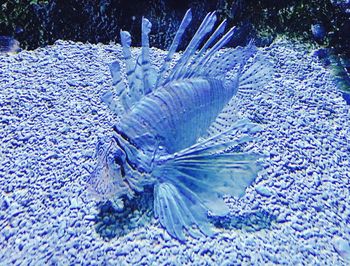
[[1, 38, 350, 265]]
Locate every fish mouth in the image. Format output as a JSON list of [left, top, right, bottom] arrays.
[[85, 137, 134, 205], [86, 162, 130, 202]]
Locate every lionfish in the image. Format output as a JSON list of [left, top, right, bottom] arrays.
[[87, 9, 272, 241]]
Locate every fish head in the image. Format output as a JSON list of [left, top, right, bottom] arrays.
[[86, 136, 134, 209]]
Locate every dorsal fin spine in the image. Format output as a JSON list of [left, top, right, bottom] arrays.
[[155, 9, 193, 87], [115, 10, 243, 112], [165, 12, 217, 83], [109, 61, 126, 96], [197, 26, 236, 75], [120, 30, 146, 108], [120, 30, 135, 109], [187, 20, 227, 78], [141, 17, 153, 94], [120, 30, 134, 86], [198, 19, 227, 56]]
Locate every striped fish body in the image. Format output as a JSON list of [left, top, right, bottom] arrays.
[[117, 77, 237, 156], [87, 9, 273, 241]]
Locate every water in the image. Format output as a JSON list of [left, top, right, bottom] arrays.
[[1, 1, 350, 265]]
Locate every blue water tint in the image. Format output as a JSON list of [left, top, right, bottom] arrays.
[[94, 187, 154, 240], [86, 9, 273, 241], [1, 22, 350, 266], [342, 92, 350, 104], [311, 24, 326, 41], [0, 36, 21, 53]]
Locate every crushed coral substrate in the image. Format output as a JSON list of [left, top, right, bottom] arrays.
[[1, 38, 350, 265]]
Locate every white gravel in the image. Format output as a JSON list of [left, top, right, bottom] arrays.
[[1, 38, 350, 265]]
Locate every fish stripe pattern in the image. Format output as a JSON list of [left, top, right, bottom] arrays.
[[87, 8, 273, 241]]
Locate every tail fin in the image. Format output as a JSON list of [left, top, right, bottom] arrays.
[[153, 119, 263, 240], [237, 53, 274, 96]]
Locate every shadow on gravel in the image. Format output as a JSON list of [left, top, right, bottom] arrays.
[[209, 209, 276, 232], [93, 189, 276, 240], [94, 187, 154, 240]]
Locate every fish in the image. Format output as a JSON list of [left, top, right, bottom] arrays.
[[311, 23, 326, 42], [86, 9, 273, 241], [0, 36, 21, 53]]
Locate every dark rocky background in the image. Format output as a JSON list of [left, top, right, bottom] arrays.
[[0, 0, 349, 92]]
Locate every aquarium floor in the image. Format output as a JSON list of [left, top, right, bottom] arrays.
[[1, 38, 350, 265]]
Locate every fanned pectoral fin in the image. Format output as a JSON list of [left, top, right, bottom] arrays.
[[153, 122, 263, 240], [154, 182, 214, 241], [161, 151, 261, 215]]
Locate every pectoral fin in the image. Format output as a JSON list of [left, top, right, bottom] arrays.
[[154, 182, 214, 241], [153, 120, 263, 240]]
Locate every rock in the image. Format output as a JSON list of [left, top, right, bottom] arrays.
[[332, 236, 350, 261], [1, 38, 350, 265], [255, 185, 274, 197]]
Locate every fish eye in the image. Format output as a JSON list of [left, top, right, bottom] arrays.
[[114, 156, 126, 177], [120, 165, 126, 177], [114, 155, 123, 165]]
